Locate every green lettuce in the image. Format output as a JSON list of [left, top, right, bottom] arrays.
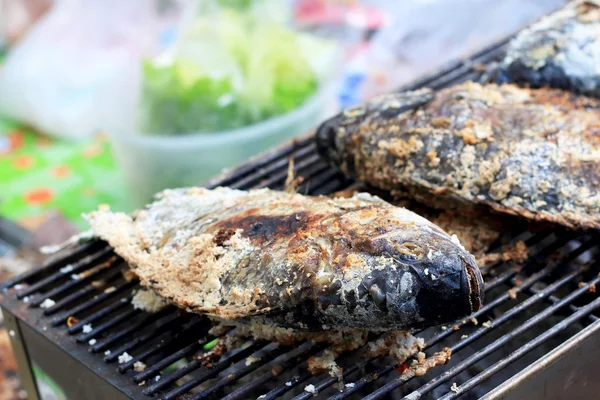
[[139, 5, 322, 135]]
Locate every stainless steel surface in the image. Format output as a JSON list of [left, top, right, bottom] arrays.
[[3, 310, 40, 400], [483, 319, 600, 400]]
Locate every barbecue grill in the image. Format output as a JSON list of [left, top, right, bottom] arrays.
[[4, 33, 600, 400]]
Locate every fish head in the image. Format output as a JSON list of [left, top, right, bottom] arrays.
[[392, 232, 484, 328], [315, 88, 435, 175], [349, 213, 484, 330]]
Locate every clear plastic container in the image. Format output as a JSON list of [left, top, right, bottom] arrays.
[[109, 83, 334, 206]]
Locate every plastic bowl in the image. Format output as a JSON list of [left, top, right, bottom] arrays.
[[109, 84, 334, 206]]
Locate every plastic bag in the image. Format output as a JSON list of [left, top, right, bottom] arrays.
[[360, 0, 566, 99], [0, 0, 181, 140], [0, 0, 54, 46]]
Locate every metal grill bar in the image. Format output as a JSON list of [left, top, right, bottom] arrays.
[[114, 317, 206, 369], [260, 373, 311, 400], [77, 307, 141, 343], [0, 239, 106, 290], [300, 170, 351, 196], [360, 262, 599, 400], [210, 136, 314, 189], [90, 307, 175, 353], [42, 272, 127, 316], [251, 153, 323, 190], [284, 162, 332, 190], [102, 313, 188, 361], [222, 343, 328, 400], [410, 275, 600, 400], [481, 232, 557, 291], [397, 37, 510, 93], [292, 357, 373, 400], [430, 239, 595, 345], [141, 353, 205, 394], [63, 294, 133, 332], [188, 344, 293, 400], [28, 259, 122, 307], [132, 338, 205, 383], [16, 246, 113, 298], [438, 293, 600, 400], [229, 144, 317, 190], [530, 286, 599, 323], [161, 340, 269, 400]]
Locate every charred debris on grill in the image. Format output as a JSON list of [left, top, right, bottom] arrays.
[[316, 81, 600, 230], [85, 187, 483, 339], [497, 0, 600, 96]]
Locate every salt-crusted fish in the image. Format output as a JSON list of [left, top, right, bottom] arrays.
[[497, 0, 600, 96], [85, 187, 483, 331], [316, 82, 600, 230]]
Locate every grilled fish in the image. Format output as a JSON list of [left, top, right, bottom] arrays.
[[85, 187, 483, 331], [316, 82, 600, 230], [497, 1, 600, 96]]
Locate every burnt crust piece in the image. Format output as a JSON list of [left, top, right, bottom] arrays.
[[316, 82, 600, 230], [497, 0, 600, 96], [85, 187, 483, 331]]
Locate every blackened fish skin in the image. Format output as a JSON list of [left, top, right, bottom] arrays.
[[497, 1, 600, 96], [316, 82, 600, 230], [85, 187, 483, 331]]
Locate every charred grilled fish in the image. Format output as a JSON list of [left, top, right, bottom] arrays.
[[498, 1, 600, 96], [316, 82, 600, 230], [86, 187, 483, 331]]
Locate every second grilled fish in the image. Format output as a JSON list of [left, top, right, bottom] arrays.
[[497, 0, 600, 96], [316, 82, 600, 229], [85, 187, 483, 331]]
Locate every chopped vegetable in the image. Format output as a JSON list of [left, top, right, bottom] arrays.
[[139, 2, 330, 135]]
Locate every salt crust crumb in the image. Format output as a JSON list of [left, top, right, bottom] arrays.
[[131, 289, 168, 313], [134, 361, 147, 372], [118, 352, 133, 364], [451, 382, 460, 393], [40, 298, 56, 309], [304, 384, 317, 394]]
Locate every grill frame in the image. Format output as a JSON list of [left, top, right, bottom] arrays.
[[3, 26, 600, 400]]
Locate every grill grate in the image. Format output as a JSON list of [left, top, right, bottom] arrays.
[[3, 35, 600, 400]]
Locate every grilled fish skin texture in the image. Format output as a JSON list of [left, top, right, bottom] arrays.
[[333, 187, 509, 265], [497, 1, 600, 96], [316, 82, 600, 230], [85, 187, 483, 331]]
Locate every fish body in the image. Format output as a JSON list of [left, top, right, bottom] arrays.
[[498, 1, 600, 96], [86, 187, 482, 331], [316, 82, 600, 229]]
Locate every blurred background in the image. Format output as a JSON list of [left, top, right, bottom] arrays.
[[0, 0, 565, 398]]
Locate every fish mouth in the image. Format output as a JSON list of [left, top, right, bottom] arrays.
[[409, 255, 484, 328], [462, 261, 484, 313]]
